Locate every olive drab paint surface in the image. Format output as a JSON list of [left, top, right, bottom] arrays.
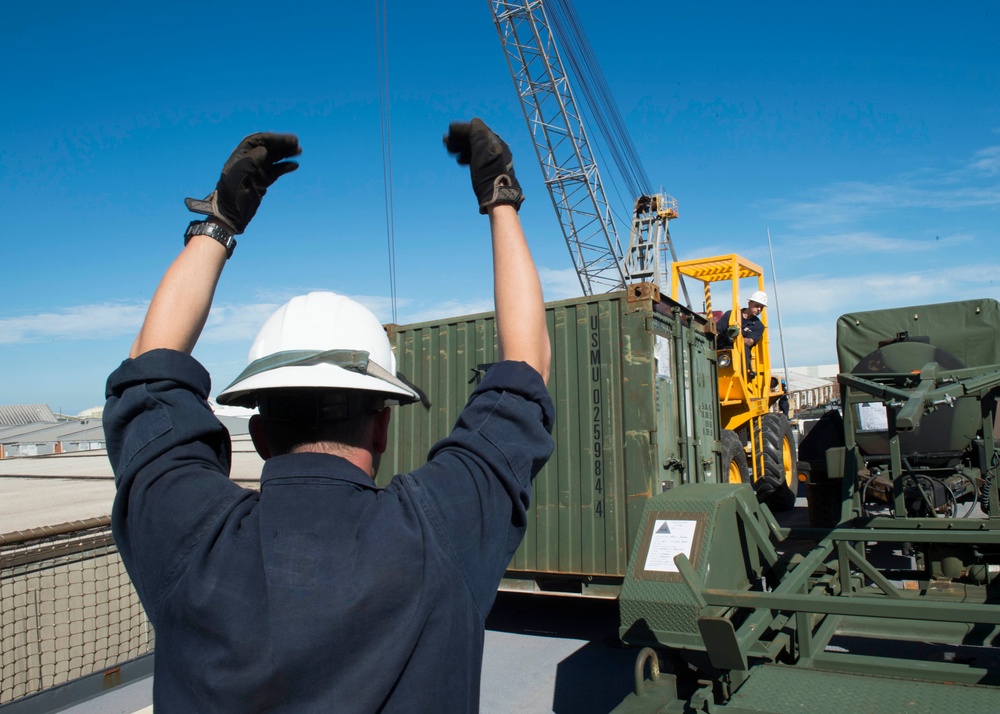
[[381, 288, 722, 596]]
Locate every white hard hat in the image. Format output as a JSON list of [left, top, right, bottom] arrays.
[[748, 291, 768, 307], [217, 292, 420, 408]]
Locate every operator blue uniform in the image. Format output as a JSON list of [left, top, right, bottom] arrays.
[[715, 309, 764, 350], [105, 350, 554, 713]]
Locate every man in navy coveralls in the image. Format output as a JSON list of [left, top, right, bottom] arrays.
[[105, 119, 554, 712]]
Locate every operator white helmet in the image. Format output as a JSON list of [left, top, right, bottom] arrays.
[[217, 291, 420, 408], [748, 291, 768, 307]]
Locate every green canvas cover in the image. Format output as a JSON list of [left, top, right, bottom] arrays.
[[836, 298, 1000, 373]]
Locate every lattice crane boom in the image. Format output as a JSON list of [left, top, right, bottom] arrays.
[[489, 1, 688, 302], [489, 0, 626, 295]]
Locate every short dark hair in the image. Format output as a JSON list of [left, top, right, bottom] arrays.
[[257, 390, 385, 456]]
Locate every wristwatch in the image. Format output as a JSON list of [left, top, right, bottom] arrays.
[[184, 220, 237, 259]]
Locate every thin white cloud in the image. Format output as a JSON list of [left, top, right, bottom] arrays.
[[675, 242, 754, 263], [539, 267, 585, 301], [0, 302, 147, 344], [0, 295, 410, 347], [770, 264, 1000, 366], [8, 262, 995, 380], [399, 299, 495, 325], [771, 144, 1000, 230], [778, 266, 1000, 317], [0, 288, 460, 353], [384, 266, 588, 324], [349, 294, 415, 324], [776, 181, 1000, 229], [202, 293, 416, 343], [774, 322, 838, 368], [201, 303, 281, 343], [784, 231, 972, 259], [969, 146, 1000, 177], [244, 289, 413, 322]]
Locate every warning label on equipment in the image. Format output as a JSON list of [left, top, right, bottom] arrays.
[[857, 401, 888, 432], [643, 519, 698, 573]]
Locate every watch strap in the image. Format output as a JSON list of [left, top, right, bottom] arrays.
[[184, 220, 237, 259]]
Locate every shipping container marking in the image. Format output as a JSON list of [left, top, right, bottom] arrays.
[[590, 314, 605, 518]]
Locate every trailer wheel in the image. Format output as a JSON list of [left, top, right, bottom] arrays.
[[756, 413, 797, 511], [721, 429, 749, 485]]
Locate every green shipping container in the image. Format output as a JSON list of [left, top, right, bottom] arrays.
[[380, 287, 722, 597]]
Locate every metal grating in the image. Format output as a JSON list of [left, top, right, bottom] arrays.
[[729, 664, 1000, 712]]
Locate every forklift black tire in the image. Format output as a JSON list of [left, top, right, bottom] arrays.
[[769, 479, 797, 510], [722, 430, 750, 485], [758, 414, 797, 511]]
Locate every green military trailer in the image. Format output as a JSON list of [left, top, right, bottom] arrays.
[[614, 297, 1000, 712], [380, 285, 723, 598], [802, 297, 1000, 528]]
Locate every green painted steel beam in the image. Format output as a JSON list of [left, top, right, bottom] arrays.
[[785, 526, 1000, 542], [808, 650, 994, 685], [697, 588, 1000, 624], [834, 613, 1000, 644]]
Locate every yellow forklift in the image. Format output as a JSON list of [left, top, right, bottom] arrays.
[[671, 254, 797, 509]]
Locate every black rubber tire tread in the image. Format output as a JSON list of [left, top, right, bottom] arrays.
[[757, 413, 797, 511], [767, 476, 798, 511], [806, 480, 842, 528], [721, 429, 750, 485], [761, 414, 793, 482]]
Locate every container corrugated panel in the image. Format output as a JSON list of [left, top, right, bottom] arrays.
[[380, 289, 721, 591]]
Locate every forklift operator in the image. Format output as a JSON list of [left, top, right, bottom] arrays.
[[716, 291, 767, 350], [717, 292, 768, 377], [103, 120, 554, 712]]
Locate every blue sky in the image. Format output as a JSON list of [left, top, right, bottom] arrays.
[[2, 1, 998, 414]]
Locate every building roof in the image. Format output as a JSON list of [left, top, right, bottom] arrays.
[[0, 434, 264, 482], [782, 370, 837, 392], [0, 413, 250, 447], [0, 404, 56, 426], [0, 419, 106, 445]]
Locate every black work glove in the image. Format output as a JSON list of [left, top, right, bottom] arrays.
[[185, 133, 301, 234], [444, 118, 524, 215]]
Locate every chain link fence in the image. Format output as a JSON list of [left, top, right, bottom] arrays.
[[0, 517, 152, 705]]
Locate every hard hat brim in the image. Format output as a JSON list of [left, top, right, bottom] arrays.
[[216, 362, 420, 408]]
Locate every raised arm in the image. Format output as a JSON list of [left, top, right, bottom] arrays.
[[489, 206, 550, 383], [445, 118, 550, 383], [130, 133, 301, 358], [130, 234, 228, 357]]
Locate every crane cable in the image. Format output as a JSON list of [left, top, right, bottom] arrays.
[[546, 0, 690, 303], [547, 0, 652, 210], [376, 0, 398, 324]]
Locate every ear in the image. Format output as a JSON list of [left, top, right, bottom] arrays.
[[249, 414, 272, 461], [371, 407, 392, 455]]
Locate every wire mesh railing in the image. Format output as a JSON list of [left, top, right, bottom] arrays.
[[0, 517, 152, 705]]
